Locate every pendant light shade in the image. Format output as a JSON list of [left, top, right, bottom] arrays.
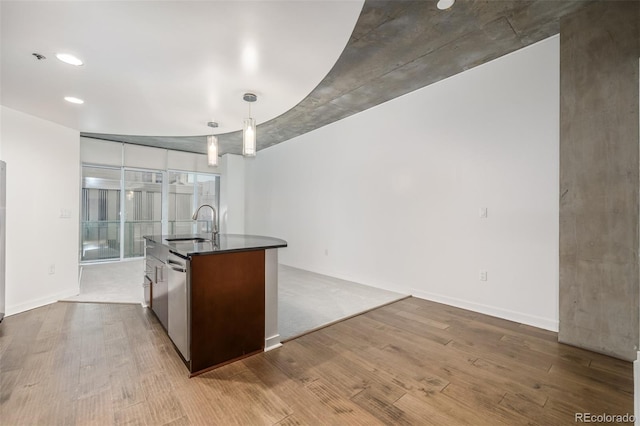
[[243, 117, 256, 157], [206, 121, 219, 167], [207, 135, 218, 166], [242, 93, 257, 157]]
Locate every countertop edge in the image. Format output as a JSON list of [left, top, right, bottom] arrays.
[[144, 234, 288, 257]]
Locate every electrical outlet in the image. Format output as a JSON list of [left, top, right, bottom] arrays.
[[479, 270, 487, 281], [48, 264, 56, 275], [479, 207, 488, 218]]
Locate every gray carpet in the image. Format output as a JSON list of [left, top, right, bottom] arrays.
[[66, 261, 407, 341], [277, 265, 407, 341], [66, 260, 144, 304]]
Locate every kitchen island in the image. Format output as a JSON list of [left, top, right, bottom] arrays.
[[144, 234, 287, 376]]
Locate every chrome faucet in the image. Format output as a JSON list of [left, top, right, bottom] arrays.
[[192, 204, 218, 241]]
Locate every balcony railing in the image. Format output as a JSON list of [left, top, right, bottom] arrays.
[[124, 220, 162, 258], [81, 221, 120, 261]]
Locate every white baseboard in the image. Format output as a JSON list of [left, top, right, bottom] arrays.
[[411, 288, 559, 332], [265, 334, 282, 351], [6, 288, 79, 316]]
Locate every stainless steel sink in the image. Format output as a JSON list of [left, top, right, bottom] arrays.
[[165, 237, 209, 243]]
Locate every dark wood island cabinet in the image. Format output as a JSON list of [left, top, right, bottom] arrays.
[[144, 234, 287, 376]]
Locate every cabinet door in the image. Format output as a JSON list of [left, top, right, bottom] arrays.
[[190, 251, 265, 374], [146, 240, 170, 330]]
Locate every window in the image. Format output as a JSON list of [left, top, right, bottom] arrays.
[[168, 172, 195, 234], [168, 171, 220, 235], [123, 169, 163, 258], [81, 166, 121, 261], [195, 173, 219, 234], [80, 165, 219, 262]]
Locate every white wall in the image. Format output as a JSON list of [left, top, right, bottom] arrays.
[[219, 154, 245, 234], [1, 106, 80, 315], [245, 36, 560, 331]]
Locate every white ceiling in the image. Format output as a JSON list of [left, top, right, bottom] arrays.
[[0, 0, 363, 137]]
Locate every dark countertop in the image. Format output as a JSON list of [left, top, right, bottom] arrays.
[[144, 234, 287, 258]]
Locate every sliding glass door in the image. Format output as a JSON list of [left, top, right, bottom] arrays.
[[168, 172, 195, 235], [81, 165, 219, 262], [123, 169, 163, 258], [81, 166, 121, 261]]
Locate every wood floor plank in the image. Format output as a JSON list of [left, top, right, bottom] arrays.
[[197, 368, 293, 425], [394, 309, 451, 329], [549, 357, 634, 390], [0, 297, 633, 425], [313, 350, 407, 401], [320, 335, 450, 397], [145, 391, 188, 426], [162, 415, 191, 426], [245, 355, 378, 425], [274, 414, 304, 425], [261, 340, 324, 385], [499, 333, 592, 367], [446, 336, 555, 373], [350, 386, 414, 425], [498, 392, 566, 426], [400, 297, 478, 320], [74, 390, 114, 425], [0, 368, 21, 406], [304, 379, 385, 425], [394, 392, 490, 426], [338, 314, 458, 362], [242, 362, 330, 424], [589, 355, 634, 377], [170, 379, 227, 425], [113, 400, 152, 426], [439, 382, 535, 425], [363, 308, 454, 345]]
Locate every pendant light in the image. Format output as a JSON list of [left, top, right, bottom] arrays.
[[242, 93, 257, 157], [207, 121, 219, 167]]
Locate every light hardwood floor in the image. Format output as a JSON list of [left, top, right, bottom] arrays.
[[0, 298, 633, 425]]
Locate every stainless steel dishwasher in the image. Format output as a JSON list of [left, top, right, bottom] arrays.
[[167, 252, 190, 362]]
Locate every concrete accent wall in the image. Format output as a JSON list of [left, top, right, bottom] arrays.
[[559, 1, 640, 361]]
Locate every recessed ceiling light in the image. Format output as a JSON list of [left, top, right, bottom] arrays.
[[64, 96, 84, 104], [56, 53, 83, 66], [437, 0, 455, 10]]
